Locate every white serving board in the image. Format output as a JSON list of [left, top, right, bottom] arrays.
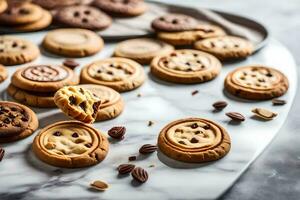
[[0, 30, 297, 200]]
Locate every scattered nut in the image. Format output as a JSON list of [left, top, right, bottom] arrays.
[[191, 90, 199, 96], [90, 180, 109, 191], [252, 108, 277, 120], [148, 121, 154, 127]]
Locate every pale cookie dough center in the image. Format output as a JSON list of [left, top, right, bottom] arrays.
[[0, 40, 27, 53], [203, 38, 245, 49], [88, 62, 135, 82], [43, 126, 94, 157], [53, 33, 88, 45], [167, 121, 221, 149], [160, 52, 211, 72], [233, 68, 280, 89]]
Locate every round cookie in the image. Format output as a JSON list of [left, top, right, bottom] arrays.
[[150, 49, 222, 84], [0, 3, 43, 25], [32, 120, 109, 168], [194, 36, 254, 61], [11, 64, 79, 92], [0, 101, 39, 143], [0, 0, 7, 14], [13, 9, 52, 32], [224, 65, 289, 100], [80, 84, 124, 121], [7, 84, 56, 108], [0, 36, 40, 66], [93, 0, 147, 17], [114, 38, 174, 64], [55, 5, 112, 30], [54, 86, 101, 123], [152, 13, 199, 32], [0, 64, 8, 83], [158, 118, 231, 163], [157, 24, 226, 46], [80, 57, 145, 92], [42, 28, 104, 57]]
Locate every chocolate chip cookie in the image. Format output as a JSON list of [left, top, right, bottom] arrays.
[[80, 84, 124, 121], [157, 24, 226, 46], [0, 36, 40, 65], [114, 38, 174, 64], [224, 65, 289, 100], [0, 3, 43, 25], [152, 13, 199, 32], [93, 0, 147, 17], [0, 101, 38, 143], [54, 86, 101, 123], [11, 64, 79, 92], [158, 118, 231, 163], [151, 49, 222, 84], [194, 36, 254, 61], [42, 28, 104, 57], [55, 5, 112, 30], [0, 64, 8, 83], [80, 57, 145, 92], [32, 120, 109, 168]]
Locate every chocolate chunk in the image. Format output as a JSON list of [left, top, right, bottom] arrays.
[[3, 118, 10, 124], [191, 123, 198, 129], [85, 143, 92, 148], [190, 137, 199, 143], [79, 101, 87, 111], [72, 132, 79, 138], [69, 96, 77, 105], [53, 131, 62, 136]]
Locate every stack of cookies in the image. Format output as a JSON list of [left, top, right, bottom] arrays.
[[0, 2, 52, 32], [8, 64, 79, 108]]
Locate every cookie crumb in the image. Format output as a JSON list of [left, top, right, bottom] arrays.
[[128, 155, 137, 161], [137, 93, 142, 97], [148, 121, 154, 127], [149, 164, 155, 168], [191, 90, 199, 96]]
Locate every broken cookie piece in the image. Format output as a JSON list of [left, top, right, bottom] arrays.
[[54, 86, 101, 123]]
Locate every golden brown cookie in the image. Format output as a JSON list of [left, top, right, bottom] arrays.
[[0, 0, 7, 14], [7, 84, 56, 108], [32, 120, 109, 168], [42, 28, 104, 57], [93, 0, 147, 17], [80, 84, 124, 121], [0, 3, 43, 25], [0, 36, 40, 66], [157, 24, 226, 46], [11, 64, 79, 92], [0, 101, 39, 143], [151, 49, 222, 84], [114, 38, 174, 65], [158, 118, 231, 163], [194, 36, 254, 61], [0, 64, 8, 83], [13, 9, 52, 32], [80, 57, 145, 92], [55, 5, 112, 30], [224, 65, 289, 100], [54, 86, 101, 123]]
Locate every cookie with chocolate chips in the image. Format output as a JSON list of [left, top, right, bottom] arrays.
[[194, 36, 254, 61], [158, 118, 231, 163], [224, 65, 289, 100], [80, 57, 145, 92], [150, 49, 222, 84], [55, 5, 112, 30], [0, 36, 40, 66], [93, 0, 147, 17], [152, 13, 199, 32], [0, 3, 43, 25], [54, 86, 102, 123], [0, 101, 38, 143], [32, 120, 109, 168]]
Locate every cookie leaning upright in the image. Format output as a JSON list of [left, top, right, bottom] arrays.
[[93, 0, 147, 17], [150, 49, 222, 84], [114, 38, 174, 64], [0, 36, 40, 65], [194, 36, 254, 61], [42, 28, 104, 57], [54, 86, 101, 123], [80, 57, 145, 92], [0, 101, 38, 143], [32, 120, 109, 168], [157, 118, 231, 163], [224, 65, 289, 100]]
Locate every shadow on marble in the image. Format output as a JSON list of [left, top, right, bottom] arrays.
[[222, 88, 261, 104], [157, 150, 216, 169], [39, 44, 62, 59], [38, 112, 70, 128]]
